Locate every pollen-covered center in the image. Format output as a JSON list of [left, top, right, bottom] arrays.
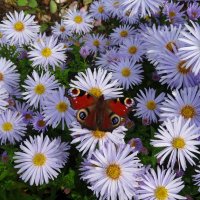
[[56, 101, 68, 112], [106, 164, 121, 180], [34, 84, 46, 95], [146, 100, 157, 110], [128, 46, 137, 54], [154, 186, 168, 200], [14, 21, 25, 32], [172, 137, 186, 149], [169, 11, 176, 18], [177, 61, 190, 74], [89, 87, 102, 98], [2, 122, 13, 132], [60, 26, 66, 32], [0, 72, 4, 81], [98, 6, 104, 13], [180, 105, 196, 119], [32, 153, 46, 166], [41, 47, 52, 58], [120, 30, 128, 37], [74, 15, 83, 24], [93, 40, 100, 47], [24, 113, 33, 120], [37, 119, 46, 127], [166, 41, 176, 52], [92, 130, 106, 139], [121, 67, 131, 77]]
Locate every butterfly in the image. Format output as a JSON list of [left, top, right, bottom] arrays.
[[66, 88, 134, 132]]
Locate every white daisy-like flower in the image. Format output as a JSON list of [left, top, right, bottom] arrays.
[[84, 33, 107, 54], [70, 122, 126, 157], [0, 11, 39, 46], [0, 86, 8, 113], [0, 109, 26, 144], [119, 35, 145, 62], [42, 87, 75, 130], [14, 134, 70, 186], [178, 21, 200, 75], [52, 20, 72, 39], [193, 165, 200, 192], [160, 86, 200, 126], [22, 70, 59, 108], [80, 142, 143, 200], [110, 24, 135, 45], [122, 0, 165, 17], [69, 68, 123, 99], [138, 167, 186, 200], [151, 116, 200, 171], [0, 57, 20, 93], [135, 88, 165, 123], [28, 35, 66, 71], [156, 50, 196, 89], [89, 0, 109, 21], [64, 9, 94, 34], [109, 58, 143, 90]]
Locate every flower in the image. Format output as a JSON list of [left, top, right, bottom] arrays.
[[122, 0, 165, 17], [178, 21, 200, 75], [80, 142, 143, 200], [193, 165, 200, 192], [22, 70, 59, 108], [104, 0, 123, 18], [0, 57, 20, 93], [134, 88, 165, 123], [187, 3, 200, 20], [138, 167, 186, 200], [28, 35, 66, 71], [128, 138, 143, 153], [160, 86, 200, 126], [0, 86, 8, 113], [32, 112, 48, 133], [0, 11, 39, 46], [14, 134, 70, 186], [79, 45, 90, 58], [70, 122, 126, 156], [109, 58, 143, 90], [42, 87, 75, 130], [69, 68, 123, 99], [64, 9, 93, 34], [0, 109, 26, 144], [151, 116, 200, 171]]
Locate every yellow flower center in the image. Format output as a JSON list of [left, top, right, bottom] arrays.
[[88, 87, 102, 98], [166, 41, 176, 52], [14, 21, 24, 32], [128, 46, 137, 54], [34, 84, 46, 95], [98, 6, 104, 13], [121, 67, 131, 77], [106, 164, 121, 180], [2, 122, 13, 132], [120, 30, 128, 37], [60, 26, 66, 32], [32, 153, 46, 166], [154, 186, 168, 200], [92, 130, 106, 139], [37, 120, 46, 127], [0, 73, 4, 81], [177, 61, 190, 74], [146, 100, 157, 110], [172, 137, 186, 149], [181, 105, 196, 119], [93, 40, 100, 47], [56, 101, 68, 112], [74, 15, 83, 24], [0, 32, 3, 39], [41, 47, 52, 58], [169, 11, 176, 18]]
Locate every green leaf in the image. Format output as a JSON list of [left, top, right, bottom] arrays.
[[50, 0, 57, 14], [17, 0, 28, 6], [40, 23, 48, 33], [83, 0, 92, 5], [28, 0, 38, 8]]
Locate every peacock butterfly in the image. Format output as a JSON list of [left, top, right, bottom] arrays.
[[66, 88, 134, 132]]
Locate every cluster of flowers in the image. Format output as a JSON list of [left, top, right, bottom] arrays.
[[1, 0, 200, 199]]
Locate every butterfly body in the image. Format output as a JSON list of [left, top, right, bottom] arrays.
[[67, 88, 134, 132]]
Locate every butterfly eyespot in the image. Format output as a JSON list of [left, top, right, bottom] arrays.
[[68, 88, 80, 97], [110, 114, 121, 127], [124, 98, 134, 107], [77, 109, 88, 122]]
